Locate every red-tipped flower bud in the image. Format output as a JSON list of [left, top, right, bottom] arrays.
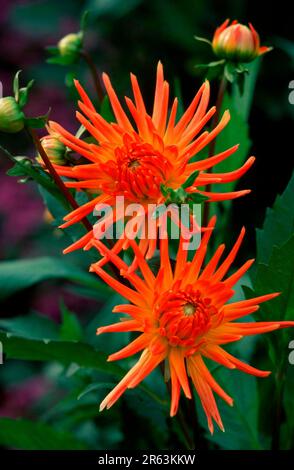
[[0, 96, 25, 133], [212, 19, 271, 63], [37, 125, 67, 165]]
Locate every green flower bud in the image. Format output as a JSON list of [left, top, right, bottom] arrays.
[[0, 96, 25, 133], [37, 133, 67, 166], [58, 33, 83, 64]]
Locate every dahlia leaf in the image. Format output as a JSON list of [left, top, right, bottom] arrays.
[[250, 235, 294, 323], [0, 313, 59, 341], [0, 330, 124, 378], [246, 236, 294, 448], [256, 170, 294, 264], [0, 418, 89, 450], [5, 154, 64, 201], [0, 256, 110, 301]]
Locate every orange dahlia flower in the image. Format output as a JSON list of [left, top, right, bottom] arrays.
[[90, 217, 294, 433], [212, 19, 271, 63], [50, 62, 254, 256]]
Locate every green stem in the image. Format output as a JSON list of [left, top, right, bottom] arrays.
[[28, 127, 92, 232], [160, 365, 195, 450], [202, 75, 227, 228], [81, 50, 104, 103]]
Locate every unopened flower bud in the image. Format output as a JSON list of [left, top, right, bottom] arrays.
[[212, 19, 271, 63], [58, 33, 83, 64], [0, 96, 25, 133], [37, 123, 67, 166], [37, 132, 67, 166]]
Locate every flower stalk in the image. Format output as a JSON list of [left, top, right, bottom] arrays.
[[81, 50, 105, 103], [28, 127, 92, 232]]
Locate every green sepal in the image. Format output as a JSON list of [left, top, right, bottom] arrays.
[[80, 10, 89, 32], [25, 109, 50, 129], [18, 80, 34, 108], [195, 59, 225, 70], [194, 35, 212, 46], [13, 70, 22, 102], [182, 170, 199, 189]]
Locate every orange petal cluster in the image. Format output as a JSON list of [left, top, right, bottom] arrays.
[[90, 217, 294, 433], [50, 63, 254, 256]]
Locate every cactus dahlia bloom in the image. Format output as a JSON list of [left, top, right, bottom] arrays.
[[51, 62, 254, 257], [91, 217, 294, 433], [212, 19, 271, 63]]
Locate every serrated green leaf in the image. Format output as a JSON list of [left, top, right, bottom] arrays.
[[0, 330, 124, 377], [0, 418, 88, 450], [256, 171, 294, 264], [252, 235, 294, 323], [0, 256, 109, 300]]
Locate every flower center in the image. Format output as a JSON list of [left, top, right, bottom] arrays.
[[101, 139, 173, 202], [183, 302, 196, 316], [127, 158, 140, 169], [155, 289, 218, 349]]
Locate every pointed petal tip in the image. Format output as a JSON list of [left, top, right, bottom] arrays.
[[99, 402, 105, 412], [263, 371, 271, 377], [223, 109, 230, 119]]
